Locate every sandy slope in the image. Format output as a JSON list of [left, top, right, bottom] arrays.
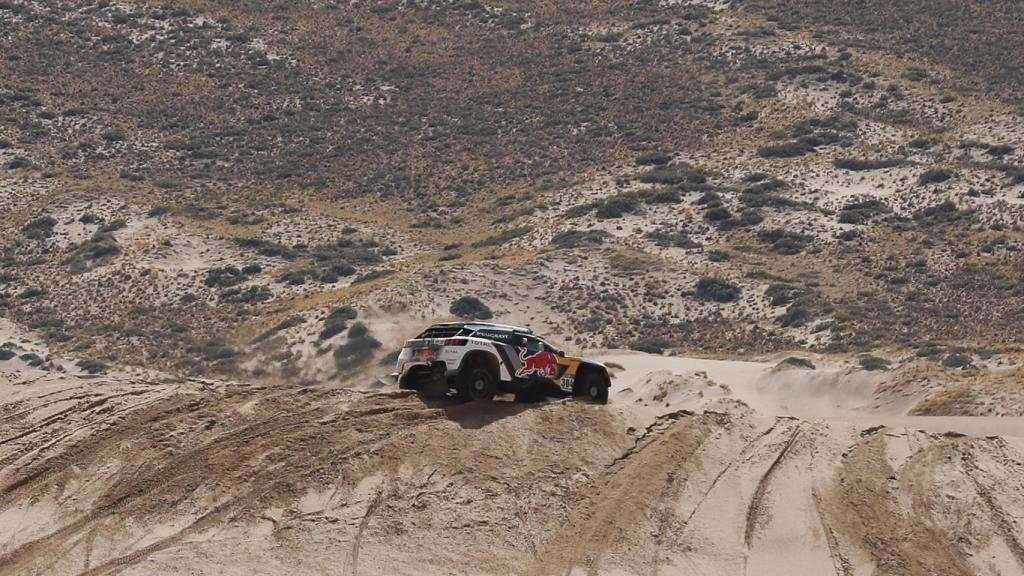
[[3, 355, 1024, 576], [597, 350, 928, 418]]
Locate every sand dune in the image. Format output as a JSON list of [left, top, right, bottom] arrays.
[[3, 354, 1024, 576]]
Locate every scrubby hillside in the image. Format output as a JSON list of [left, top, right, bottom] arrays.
[[3, 0, 1024, 386], [6, 2, 1024, 574]]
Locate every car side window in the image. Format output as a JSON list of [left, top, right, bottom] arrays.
[[523, 336, 543, 352]]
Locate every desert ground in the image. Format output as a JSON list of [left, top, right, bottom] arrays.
[[4, 0, 1024, 574], [3, 323, 1024, 576]]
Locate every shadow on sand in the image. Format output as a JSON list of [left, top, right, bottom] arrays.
[[420, 394, 552, 430]]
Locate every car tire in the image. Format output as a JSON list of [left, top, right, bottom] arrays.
[[464, 366, 496, 402], [580, 371, 609, 404]]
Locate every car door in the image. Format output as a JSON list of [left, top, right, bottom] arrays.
[[514, 335, 560, 383]]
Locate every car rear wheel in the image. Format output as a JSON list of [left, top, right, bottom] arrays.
[[463, 366, 496, 402]]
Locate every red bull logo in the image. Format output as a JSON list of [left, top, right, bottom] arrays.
[[516, 349, 558, 379]]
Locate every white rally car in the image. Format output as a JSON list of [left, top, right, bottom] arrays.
[[387, 322, 610, 403]]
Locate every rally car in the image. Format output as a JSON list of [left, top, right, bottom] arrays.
[[386, 322, 610, 403]]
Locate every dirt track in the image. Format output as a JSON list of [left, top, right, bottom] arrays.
[[3, 370, 1024, 576]]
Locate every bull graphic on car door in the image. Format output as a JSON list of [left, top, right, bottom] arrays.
[[515, 348, 559, 379]]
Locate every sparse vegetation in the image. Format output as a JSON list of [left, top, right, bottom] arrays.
[[833, 158, 905, 171]]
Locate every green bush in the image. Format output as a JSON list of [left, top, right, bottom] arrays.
[[450, 295, 493, 319], [310, 238, 385, 266], [858, 355, 890, 371], [333, 322, 381, 369], [352, 269, 394, 284], [188, 338, 239, 362], [235, 238, 298, 259], [636, 164, 707, 185], [914, 200, 971, 223], [695, 277, 741, 303], [757, 228, 812, 254], [696, 191, 722, 207], [596, 194, 641, 219], [642, 188, 683, 204], [777, 356, 815, 369], [6, 157, 30, 170], [833, 158, 904, 171], [549, 229, 609, 249], [838, 199, 890, 224], [765, 284, 804, 306], [630, 336, 673, 354], [472, 226, 533, 247], [942, 353, 972, 369], [77, 358, 109, 374], [254, 315, 305, 343], [20, 352, 45, 367], [647, 229, 700, 249], [319, 306, 357, 340], [205, 266, 246, 288], [778, 297, 819, 327], [758, 141, 814, 158], [635, 152, 672, 166], [918, 168, 954, 185], [739, 209, 764, 226], [219, 285, 271, 303], [21, 216, 57, 240], [65, 231, 121, 270], [986, 144, 1014, 157], [704, 206, 732, 221]]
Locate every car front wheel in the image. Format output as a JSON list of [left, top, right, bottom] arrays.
[[579, 371, 609, 404]]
